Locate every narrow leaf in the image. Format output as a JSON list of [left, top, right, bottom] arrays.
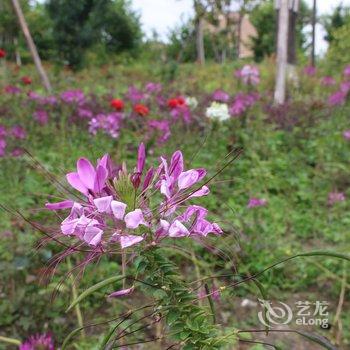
[[66, 275, 125, 312]]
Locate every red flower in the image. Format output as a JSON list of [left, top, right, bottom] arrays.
[[110, 98, 124, 111], [134, 104, 149, 117], [0, 49, 6, 58], [177, 97, 186, 106], [167, 97, 187, 109], [167, 98, 179, 109], [21, 76, 32, 85]]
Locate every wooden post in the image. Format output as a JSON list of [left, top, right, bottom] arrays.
[[311, 0, 317, 66], [274, 0, 289, 104], [11, 0, 52, 93]]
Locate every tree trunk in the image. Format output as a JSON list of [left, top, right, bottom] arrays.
[[196, 16, 205, 65], [274, 0, 289, 104], [11, 0, 52, 93], [14, 37, 22, 66], [311, 0, 317, 66]]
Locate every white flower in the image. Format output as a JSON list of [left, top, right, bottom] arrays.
[[205, 102, 230, 121], [185, 96, 198, 109]]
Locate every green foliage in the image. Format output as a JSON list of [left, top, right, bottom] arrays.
[[46, 0, 141, 68], [250, 0, 310, 62], [323, 4, 350, 43], [326, 22, 350, 70]]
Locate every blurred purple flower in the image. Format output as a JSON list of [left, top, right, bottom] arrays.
[[61, 90, 85, 104], [4, 85, 21, 94], [304, 65, 316, 76], [11, 148, 24, 157], [212, 89, 230, 102], [343, 130, 350, 140], [89, 113, 122, 138], [77, 107, 93, 119], [125, 86, 145, 103], [34, 110, 49, 125], [19, 333, 54, 350], [0, 138, 6, 157], [240, 65, 260, 85], [343, 65, 350, 78], [340, 81, 350, 94], [0, 124, 6, 137], [11, 125, 27, 139], [148, 120, 171, 143], [145, 82, 162, 94], [328, 192, 345, 205], [321, 76, 336, 86], [328, 91, 346, 106], [248, 198, 267, 208]]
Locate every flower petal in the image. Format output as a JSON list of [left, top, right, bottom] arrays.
[[108, 286, 134, 298], [45, 200, 74, 210], [168, 220, 189, 237], [169, 150, 183, 179], [111, 201, 127, 220], [66, 172, 88, 194], [83, 226, 103, 246], [190, 185, 210, 198], [178, 170, 199, 190], [77, 158, 96, 190], [93, 165, 108, 193], [137, 143, 146, 173], [120, 234, 144, 248], [93, 196, 112, 213], [124, 209, 148, 229]]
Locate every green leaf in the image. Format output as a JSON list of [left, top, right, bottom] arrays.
[[296, 331, 338, 350], [66, 275, 125, 313]]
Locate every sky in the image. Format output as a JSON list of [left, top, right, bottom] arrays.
[[131, 0, 350, 55]]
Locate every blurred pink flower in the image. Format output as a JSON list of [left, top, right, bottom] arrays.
[[328, 91, 346, 106], [303, 65, 316, 76], [343, 130, 350, 140], [328, 192, 345, 205], [19, 333, 54, 350], [321, 76, 336, 86], [248, 198, 267, 208]]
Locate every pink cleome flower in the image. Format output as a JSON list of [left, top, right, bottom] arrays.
[[19, 333, 54, 350]]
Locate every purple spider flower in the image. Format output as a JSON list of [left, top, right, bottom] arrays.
[[148, 120, 171, 144], [89, 113, 122, 139], [34, 110, 49, 125], [343, 130, 350, 140], [0, 138, 6, 157], [340, 81, 350, 94], [11, 125, 27, 139], [212, 89, 230, 103], [343, 65, 350, 78], [239, 65, 260, 85], [321, 76, 336, 86], [247, 198, 267, 208], [125, 86, 145, 103], [328, 91, 346, 106], [328, 192, 345, 205], [61, 90, 85, 104], [0, 124, 6, 137], [11, 148, 24, 157], [46, 144, 222, 253], [145, 82, 162, 94], [4, 85, 21, 94], [303, 65, 316, 76], [19, 333, 54, 350]]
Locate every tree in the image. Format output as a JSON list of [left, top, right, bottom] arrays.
[[323, 5, 350, 43], [250, 0, 310, 62], [46, 0, 142, 69]]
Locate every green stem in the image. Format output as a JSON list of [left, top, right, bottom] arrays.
[[67, 257, 85, 338], [0, 336, 21, 346]]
